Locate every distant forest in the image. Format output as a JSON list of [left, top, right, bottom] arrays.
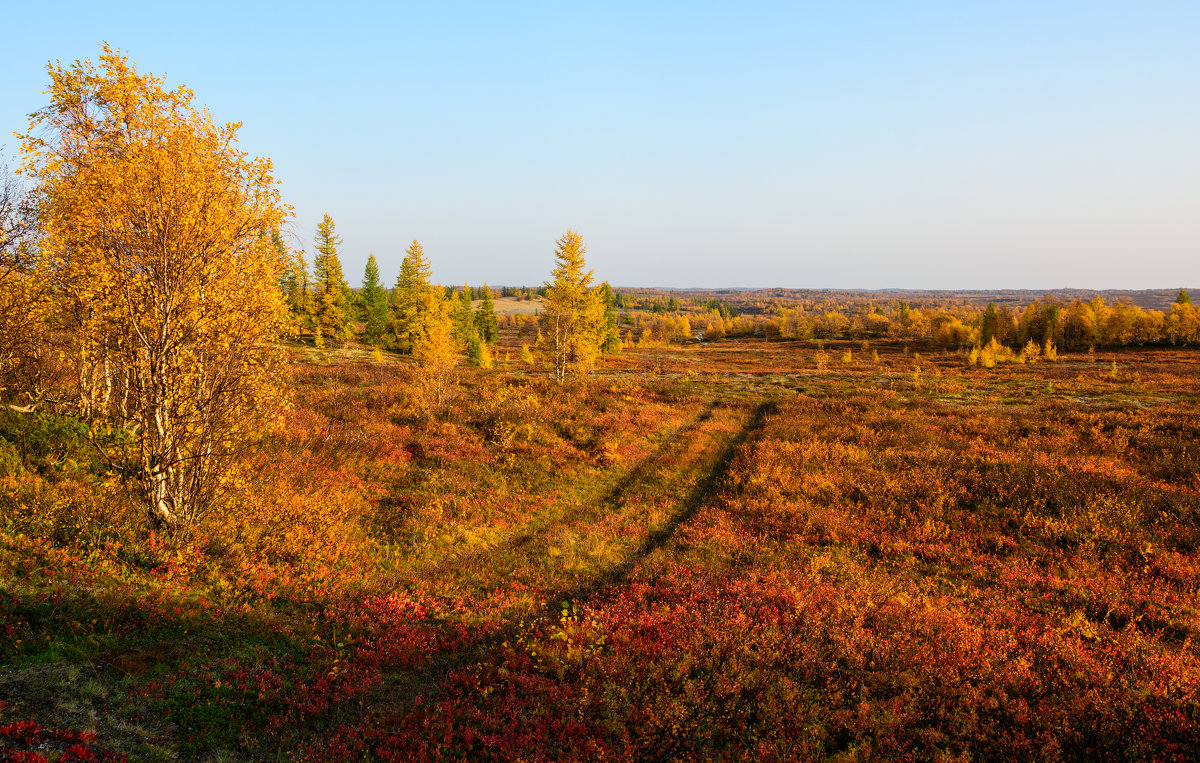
[[605, 287, 1196, 312], [490, 287, 1200, 352]]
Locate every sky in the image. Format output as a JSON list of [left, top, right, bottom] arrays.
[[1, 1, 1197, 290]]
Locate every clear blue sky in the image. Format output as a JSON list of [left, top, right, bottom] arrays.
[[2, 1, 1197, 290]]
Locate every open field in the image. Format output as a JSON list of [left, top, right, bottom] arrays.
[[2, 338, 1199, 760], [489, 296, 545, 316]]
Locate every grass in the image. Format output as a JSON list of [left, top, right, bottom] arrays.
[[2, 337, 1199, 760]]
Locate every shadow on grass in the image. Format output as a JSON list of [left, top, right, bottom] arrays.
[[368, 398, 777, 712], [558, 398, 776, 605], [406, 395, 726, 578]]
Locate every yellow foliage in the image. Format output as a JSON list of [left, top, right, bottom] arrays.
[[413, 289, 457, 409], [1022, 340, 1041, 364], [539, 231, 606, 383], [393, 240, 434, 353], [19, 45, 291, 529], [675, 316, 692, 340], [0, 181, 49, 395], [475, 340, 494, 369], [972, 338, 1017, 369], [213, 464, 374, 579]]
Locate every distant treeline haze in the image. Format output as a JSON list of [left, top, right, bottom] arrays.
[[574, 290, 1200, 350]]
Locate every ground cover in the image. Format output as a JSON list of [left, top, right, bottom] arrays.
[[2, 339, 1198, 760]]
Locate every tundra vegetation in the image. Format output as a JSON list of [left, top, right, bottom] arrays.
[[2, 48, 1200, 762]]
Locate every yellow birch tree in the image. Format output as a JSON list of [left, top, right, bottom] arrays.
[[19, 45, 292, 530], [0, 162, 52, 403]]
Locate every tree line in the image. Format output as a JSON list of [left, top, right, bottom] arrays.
[[623, 293, 1200, 349]]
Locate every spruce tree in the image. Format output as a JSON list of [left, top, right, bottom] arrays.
[[297, 268, 314, 332], [451, 283, 476, 348], [312, 213, 351, 340], [358, 253, 390, 345], [981, 303, 1000, 346], [598, 281, 622, 353], [475, 284, 500, 344], [466, 334, 492, 368]]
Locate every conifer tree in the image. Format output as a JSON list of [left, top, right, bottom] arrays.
[[467, 334, 493, 368], [413, 287, 457, 408], [451, 283, 477, 348], [980, 303, 1000, 346], [275, 231, 298, 299], [598, 281, 622, 353], [393, 239, 433, 353], [312, 213, 351, 340], [539, 230, 605, 383], [358, 253, 390, 345], [475, 283, 500, 344], [275, 232, 313, 332]]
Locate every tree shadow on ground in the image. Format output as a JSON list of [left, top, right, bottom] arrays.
[[367, 397, 777, 712], [403, 395, 726, 580]]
